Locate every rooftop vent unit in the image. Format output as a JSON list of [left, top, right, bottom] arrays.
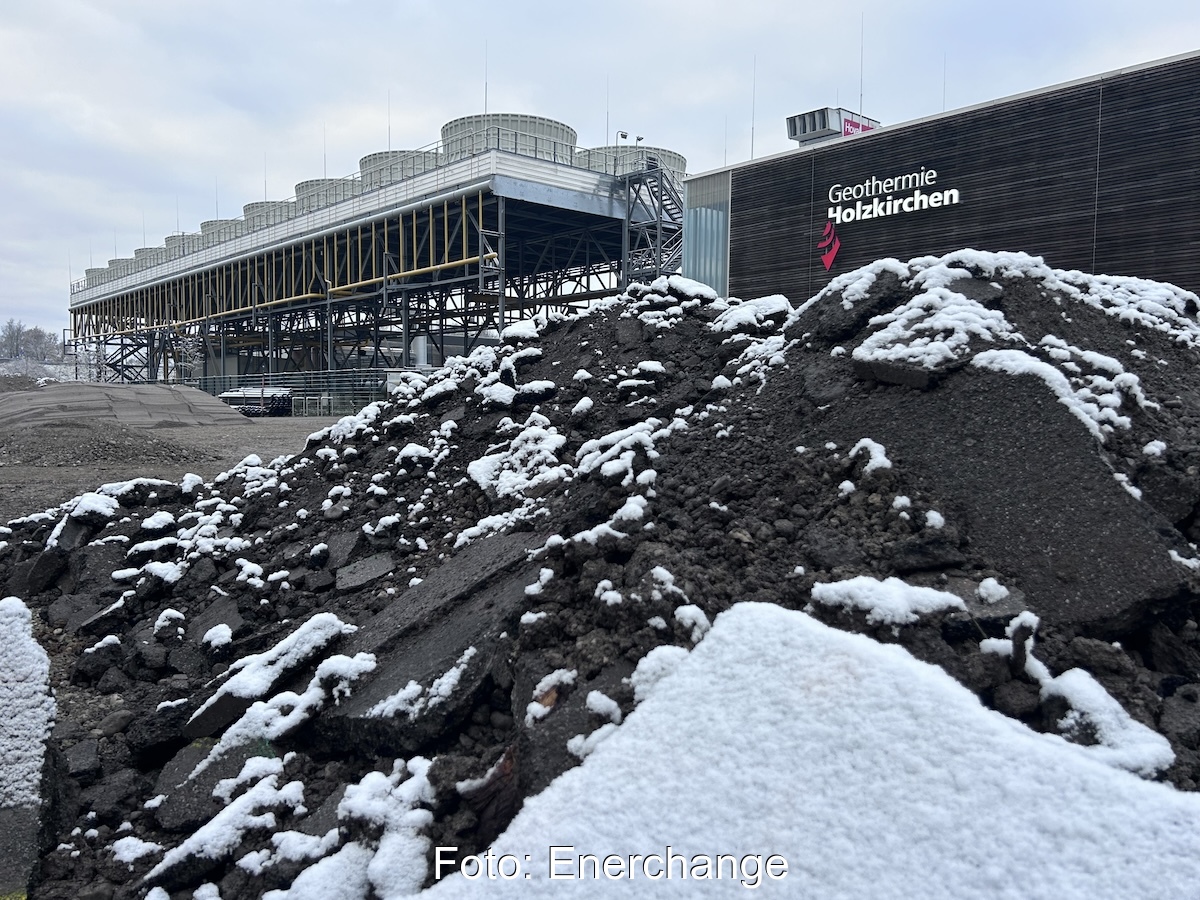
[[786, 108, 880, 144]]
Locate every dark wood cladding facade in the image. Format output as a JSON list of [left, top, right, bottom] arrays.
[[727, 54, 1200, 301]]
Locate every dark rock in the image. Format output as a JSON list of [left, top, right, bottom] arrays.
[[168, 645, 210, 679], [305, 570, 335, 593], [185, 595, 245, 645], [1145, 622, 1200, 679], [76, 602, 131, 638], [818, 368, 1188, 631], [888, 532, 966, 573], [515, 660, 634, 799], [322, 567, 532, 754], [77, 881, 115, 900], [134, 572, 172, 605], [325, 531, 364, 569], [1067, 636, 1137, 677], [151, 740, 258, 833], [65, 739, 102, 786], [97, 709, 135, 737], [802, 525, 864, 570], [184, 555, 220, 588], [958, 651, 1012, 694], [79, 768, 144, 824], [772, 518, 797, 539], [134, 639, 170, 671], [853, 358, 935, 390], [991, 680, 1042, 719], [1136, 463, 1200, 526], [1161, 685, 1200, 747], [334, 552, 396, 592], [96, 666, 133, 695], [52, 719, 86, 743], [125, 700, 194, 769], [344, 531, 546, 658], [72, 642, 125, 685], [52, 515, 102, 552], [293, 785, 346, 838], [21, 548, 70, 595], [48, 594, 100, 630]]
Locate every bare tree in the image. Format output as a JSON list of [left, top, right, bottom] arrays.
[[23, 327, 61, 361], [1, 318, 24, 358]]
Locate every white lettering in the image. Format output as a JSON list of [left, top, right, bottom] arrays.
[[740, 855, 763, 889], [435, 847, 458, 881], [550, 846, 575, 879], [461, 856, 483, 880], [547, 849, 789, 884], [496, 855, 521, 879], [643, 853, 665, 879], [825, 165, 951, 219]]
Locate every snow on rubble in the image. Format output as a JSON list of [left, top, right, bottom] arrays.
[[428, 604, 1200, 899], [6, 253, 1200, 898]]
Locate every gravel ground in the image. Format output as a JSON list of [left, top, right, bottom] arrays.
[[0, 416, 340, 524]]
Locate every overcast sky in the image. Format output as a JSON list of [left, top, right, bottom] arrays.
[[2, 0, 1199, 336]]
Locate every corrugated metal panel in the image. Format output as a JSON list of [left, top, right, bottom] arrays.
[[727, 54, 1200, 302], [1092, 62, 1200, 285], [683, 170, 731, 295]]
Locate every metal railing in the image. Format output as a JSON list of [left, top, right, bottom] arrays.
[[187, 368, 416, 417]]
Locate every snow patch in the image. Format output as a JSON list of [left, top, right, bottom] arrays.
[[811, 576, 965, 625]]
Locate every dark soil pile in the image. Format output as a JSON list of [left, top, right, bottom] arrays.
[[0, 422, 214, 469], [4, 250, 1200, 899], [0, 375, 44, 394]]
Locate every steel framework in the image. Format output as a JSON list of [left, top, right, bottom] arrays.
[[69, 146, 683, 386]]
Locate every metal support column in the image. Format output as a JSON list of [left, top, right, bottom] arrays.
[[620, 173, 631, 290], [401, 290, 410, 367], [325, 285, 334, 371], [497, 196, 507, 332]]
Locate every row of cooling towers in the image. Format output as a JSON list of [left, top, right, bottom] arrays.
[[84, 113, 687, 287]]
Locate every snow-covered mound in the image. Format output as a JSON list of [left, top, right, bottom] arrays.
[[4, 252, 1200, 899]]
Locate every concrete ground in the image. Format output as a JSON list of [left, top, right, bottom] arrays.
[[0, 806, 39, 898], [0, 382, 346, 524]]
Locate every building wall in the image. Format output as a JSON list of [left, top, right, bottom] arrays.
[[718, 53, 1200, 302]]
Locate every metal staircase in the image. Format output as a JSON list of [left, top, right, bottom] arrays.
[[622, 156, 685, 287]]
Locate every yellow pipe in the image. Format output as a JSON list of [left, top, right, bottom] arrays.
[[329, 252, 497, 295]]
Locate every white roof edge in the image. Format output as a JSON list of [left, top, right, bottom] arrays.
[[684, 48, 1200, 182]]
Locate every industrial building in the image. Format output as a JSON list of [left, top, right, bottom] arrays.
[[68, 114, 685, 409], [70, 50, 1200, 412], [683, 50, 1200, 304]]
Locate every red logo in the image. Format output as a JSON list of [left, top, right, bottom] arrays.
[[818, 221, 841, 271], [842, 117, 874, 136]]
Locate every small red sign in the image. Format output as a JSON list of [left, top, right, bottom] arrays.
[[842, 118, 874, 136]]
